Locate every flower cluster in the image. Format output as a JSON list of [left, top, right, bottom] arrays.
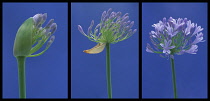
[[29, 13, 57, 56], [78, 8, 137, 44], [146, 17, 204, 58], [13, 13, 57, 57]]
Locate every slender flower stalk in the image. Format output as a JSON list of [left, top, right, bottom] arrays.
[[13, 13, 57, 98], [106, 43, 112, 98], [146, 17, 204, 98], [78, 8, 137, 98], [17, 56, 26, 98], [170, 58, 177, 98]]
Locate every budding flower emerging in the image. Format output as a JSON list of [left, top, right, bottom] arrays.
[[13, 13, 57, 57], [146, 17, 204, 58], [78, 8, 137, 54], [78, 8, 137, 44]]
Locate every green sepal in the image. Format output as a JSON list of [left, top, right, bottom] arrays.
[[13, 17, 34, 57]]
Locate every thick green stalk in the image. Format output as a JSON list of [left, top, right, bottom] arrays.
[[170, 57, 177, 98], [106, 43, 112, 98], [16, 56, 26, 98]]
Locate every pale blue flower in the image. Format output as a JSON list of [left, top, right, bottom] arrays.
[[160, 39, 175, 54], [146, 17, 204, 58], [185, 45, 198, 54]]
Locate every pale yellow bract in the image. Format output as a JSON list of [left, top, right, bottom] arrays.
[[83, 43, 106, 54]]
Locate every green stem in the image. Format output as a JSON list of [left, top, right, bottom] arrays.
[[16, 56, 26, 98], [106, 43, 112, 98], [170, 57, 177, 98]]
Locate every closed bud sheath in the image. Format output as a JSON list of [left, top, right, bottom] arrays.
[[13, 17, 33, 57]]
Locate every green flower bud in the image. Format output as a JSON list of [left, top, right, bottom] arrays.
[[13, 13, 57, 57], [13, 17, 33, 57]]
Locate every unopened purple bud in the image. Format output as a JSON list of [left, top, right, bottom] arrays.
[[122, 16, 129, 22], [90, 20, 94, 27], [46, 35, 55, 47], [106, 8, 112, 16], [50, 23, 57, 34], [42, 13, 47, 23], [129, 21, 134, 28], [115, 12, 122, 18], [50, 35, 55, 41], [45, 19, 54, 29], [78, 25, 86, 36], [122, 13, 129, 18], [33, 14, 42, 27], [101, 11, 106, 20]]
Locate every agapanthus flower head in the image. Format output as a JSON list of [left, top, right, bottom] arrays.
[[78, 8, 137, 54], [78, 8, 137, 44], [13, 13, 57, 57], [146, 17, 204, 58]]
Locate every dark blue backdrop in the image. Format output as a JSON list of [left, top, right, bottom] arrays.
[[3, 3, 68, 98], [142, 3, 207, 98], [71, 3, 139, 98]]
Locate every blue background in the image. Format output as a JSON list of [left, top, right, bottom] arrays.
[[71, 3, 139, 98], [142, 3, 207, 98], [3, 3, 68, 98]]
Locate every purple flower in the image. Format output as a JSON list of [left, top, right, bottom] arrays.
[[152, 22, 164, 32], [192, 32, 205, 44], [146, 43, 154, 53], [185, 45, 198, 54], [160, 39, 175, 54], [166, 23, 178, 37], [147, 17, 204, 58], [191, 24, 203, 37], [184, 20, 194, 35], [173, 18, 185, 31], [149, 31, 158, 38]]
